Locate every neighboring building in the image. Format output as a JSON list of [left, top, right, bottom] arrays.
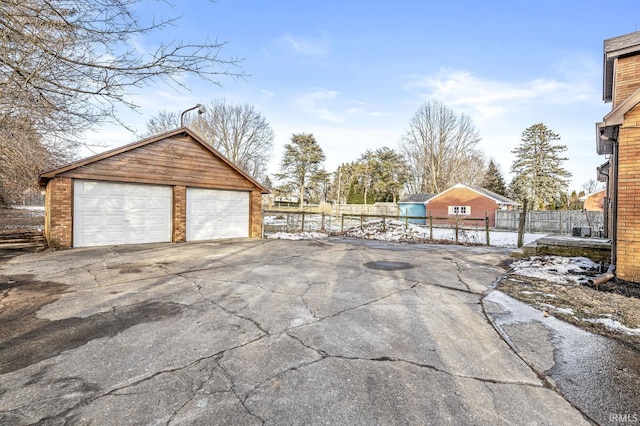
[[39, 127, 269, 248], [425, 183, 519, 227], [398, 194, 435, 224], [596, 30, 640, 281], [579, 189, 606, 212]]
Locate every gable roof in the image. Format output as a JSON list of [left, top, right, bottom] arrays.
[[604, 31, 640, 103], [425, 183, 519, 206], [601, 86, 640, 126], [579, 188, 606, 202], [39, 127, 269, 193], [399, 193, 436, 203]]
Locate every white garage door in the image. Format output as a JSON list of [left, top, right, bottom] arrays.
[[186, 188, 249, 241], [73, 180, 172, 247]]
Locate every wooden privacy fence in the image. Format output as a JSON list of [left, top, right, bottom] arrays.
[[332, 203, 399, 216], [495, 210, 605, 235], [263, 210, 492, 245]]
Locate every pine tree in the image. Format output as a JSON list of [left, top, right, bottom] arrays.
[[275, 133, 326, 209], [510, 123, 572, 209], [481, 159, 507, 196]]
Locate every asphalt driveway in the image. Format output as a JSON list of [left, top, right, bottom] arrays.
[[0, 238, 591, 424]]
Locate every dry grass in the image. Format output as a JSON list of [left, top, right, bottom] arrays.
[[498, 273, 640, 349]]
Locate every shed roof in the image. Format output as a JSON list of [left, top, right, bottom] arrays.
[[425, 183, 519, 206], [603, 31, 640, 103], [579, 188, 606, 202], [399, 193, 436, 203], [39, 127, 269, 193]]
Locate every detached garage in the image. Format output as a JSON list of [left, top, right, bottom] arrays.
[[39, 127, 269, 248]]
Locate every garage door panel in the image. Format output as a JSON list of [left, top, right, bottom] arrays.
[[74, 180, 172, 247], [186, 188, 249, 241]]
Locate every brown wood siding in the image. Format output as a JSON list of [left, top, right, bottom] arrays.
[[427, 187, 498, 227], [57, 136, 260, 191]]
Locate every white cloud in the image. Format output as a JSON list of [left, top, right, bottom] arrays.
[[293, 89, 343, 122], [278, 33, 329, 56], [404, 69, 598, 124]]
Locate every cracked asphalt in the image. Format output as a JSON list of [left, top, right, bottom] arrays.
[[0, 238, 595, 424]]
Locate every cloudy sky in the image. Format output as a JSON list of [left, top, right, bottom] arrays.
[[85, 0, 640, 191]]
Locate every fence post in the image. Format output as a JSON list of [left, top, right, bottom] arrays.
[[360, 215, 363, 231], [301, 212, 306, 232], [485, 213, 490, 246], [286, 212, 290, 232], [321, 212, 326, 232], [455, 219, 459, 243], [383, 215, 386, 232], [429, 215, 433, 240], [341, 214, 345, 233], [517, 199, 528, 248], [569, 212, 572, 235], [405, 210, 408, 229], [559, 211, 563, 234]]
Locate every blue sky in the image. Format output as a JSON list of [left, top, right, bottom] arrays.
[[86, 0, 640, 192]]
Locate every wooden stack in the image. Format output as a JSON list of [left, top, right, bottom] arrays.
[[0, 231, 47, 253]]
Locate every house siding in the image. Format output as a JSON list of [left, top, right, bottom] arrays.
[[614, 56, 640, 108], [615, 103, 640, 281], [173, 185, 187, 242], [583, 190, 605, 211], [250, 190, 263, 238], [398, 203, 427, 224], [56, 136, 257, 191], [427, 187, 498, 227], [44, 177, 73, 248]]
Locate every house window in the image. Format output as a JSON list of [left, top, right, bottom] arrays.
[[448, 206, 471, 215]]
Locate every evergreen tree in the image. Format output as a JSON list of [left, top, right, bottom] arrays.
[[275, 133, 326, 209], [481, 159, 507, 196], [331, 148, 409, 204], [510, 123, 572, 209]]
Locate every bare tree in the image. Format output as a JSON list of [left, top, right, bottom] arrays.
[[189, 101, 274, 181], [400, 100, 484, 194], [0, 115, 60, 205], [144, 101, 274, 181], [144, 110, 181, 136], [582, 179, 603, 195], [1, 0, 244, 140]]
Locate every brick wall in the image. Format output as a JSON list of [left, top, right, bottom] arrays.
[[614, 56, 640, 108], [615, 104, 640, 281], [249, 191, 263, 238], [45, 177, 73, 248], [426, 187, 498, 227], [173, 186, 186, 242]]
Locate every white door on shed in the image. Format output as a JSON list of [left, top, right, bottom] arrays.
[[73, 180, 172, 247], [186, 188, 249, 241]]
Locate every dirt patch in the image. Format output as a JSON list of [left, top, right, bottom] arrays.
[[498, 273, 640, 349]]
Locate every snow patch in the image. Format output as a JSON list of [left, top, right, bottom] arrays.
[[511, 256, 600, 285], [585, 318, 640, 335], [540, 303, 575, 316], [267, 232, 329, 240]]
